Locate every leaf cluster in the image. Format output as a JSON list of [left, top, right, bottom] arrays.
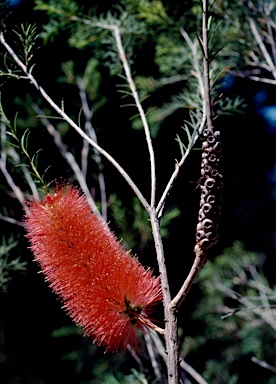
[[0, 235, 27, 293], [184, 241, 276, 383], [108, 194, 180, 252], [0, 103, 49, 192], [13, 24, 39, 68]]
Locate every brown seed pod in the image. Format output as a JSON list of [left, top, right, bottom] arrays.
[[213, 141, 222, 154], [195, 126, 223, 253], [201, 219, 214, 230], [206, 194, 216, 204], [203, 129, 213, 137], [202, 203, 212, 214], [214, 131, 221, 139], [196, 222, 203, 231], [202, 165, 212, 175], [198, 209, 206, 221], [202, 141, 209, 150], [207, 135, 216, 144], [200, 186, 209, 198], [208, 154, 217, 163], [196, 230, 206, 241], [204, 178, 216, 189], [199, 237, 211, 249], [211, 169, 219, 177]]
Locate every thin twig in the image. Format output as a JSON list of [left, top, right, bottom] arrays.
[[0, 32, 150, 215], [156, 107, 206, 217], [249, 265, 273, 319], [247, 16, 276, 79], [0, 158, 29, 214], [0, 214, 24, 226], [150, 331, 209, 384], [233, 70, 276, 85], [215, 282, 276, 331], [7, 147, 39, 199], [112, 25, 156, 207], [170, 248, 207, 311], [1, 120, 7, 166], [180, 29, 205, 98], [263, 2, 276, 67], [70, 17, 156, 208], [156, 29, 207, 217], [180, 359, 209, 384], [149, 212, 176, 383], [251, 356, 276, 374], [202, 0, 215, 132], [31, 103, 100, 216], [76, 77, 108, 221], [144, 333, 163, 383], [76, 79, 91, 181]]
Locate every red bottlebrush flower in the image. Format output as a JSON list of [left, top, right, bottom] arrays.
[[24, 184, 163, 352]]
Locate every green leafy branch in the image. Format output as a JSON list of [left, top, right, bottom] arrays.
[[0, 235, 27, 293], [0, 105, 49, 192], [176, 109, 204, 157], [13, 24, 38, 69]]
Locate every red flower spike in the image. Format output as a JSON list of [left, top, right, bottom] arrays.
[[24, 184, 163, 352]]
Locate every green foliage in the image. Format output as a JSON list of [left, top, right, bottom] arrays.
[[185, 242, 276, 383], [0, 104, 49, 191], [13, 24, 39, 68], [215, 94, 246, 116], [108, 194, 180, 251], [59, 58, 107, 112], [0, 24, 39, 80], [31, 0, 246, 149], [137, 0, 171, 25], [0, 235, 27, 293], [51, 325, 148, 384], [34, 0, 79, 43], [35, 0, 79, 16], [100, 369, 149, 384], [155, 34, 190, 76]]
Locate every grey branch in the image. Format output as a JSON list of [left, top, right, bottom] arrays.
[[31, 103, 100, 216], [0, 31, 150, 215]]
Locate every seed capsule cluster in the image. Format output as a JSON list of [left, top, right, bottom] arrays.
[[195, 128, 223, 250]]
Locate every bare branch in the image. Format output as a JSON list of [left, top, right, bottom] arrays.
[[247, 16, 276, 79], [249, 265, 273, 319], [180, 29, 205, 98], [238, 74, 276, 85], [70, 17, 156, 208], [156, 107, 206, 217], [76, 77, 108, 222], [170, 248, 207, 311], [156, 29, 207, 217], [215, 282, 276, 331], [180, 359, 209, 384], [31, 103, 100, 216], [0, 214, 24, 226], [112, 25, 156, 207], [1, 120, 7, 166], [7, 147, 39, 199], [150, 331, 209, 384], [263, 2, 276, 66], [0, 32, 150, 214], [144, 333, 164, 383], [0, 158, 29, 213], [251, 357, 276, 374]]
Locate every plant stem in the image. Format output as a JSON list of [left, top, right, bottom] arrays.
[[150, 212, 180, 384], [202, 0, 214, 132], [0, 32, 151, 215]]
